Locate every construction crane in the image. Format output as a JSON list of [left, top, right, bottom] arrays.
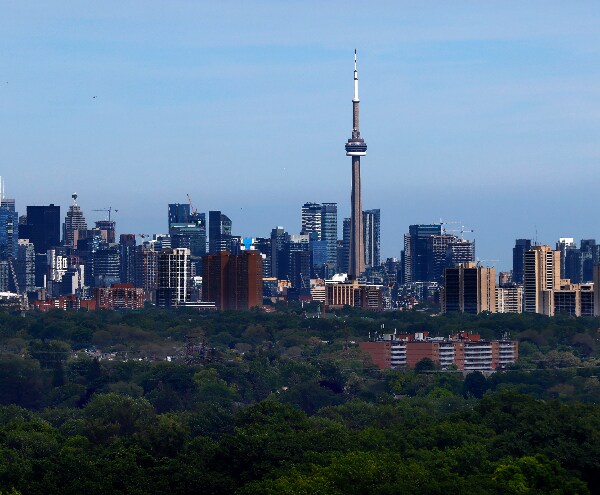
[[92, 206, 118, 222], [7, 259, 19, 294], [476, 258, 500, 268], [444, 226, 474, 239], [439, 219, 460, 234], [186, 194, 198, 216]]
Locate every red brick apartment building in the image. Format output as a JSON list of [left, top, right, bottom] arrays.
[[94, 284, 145, 310], [360, 331, 518, 371], [32, 295, 96, 311]]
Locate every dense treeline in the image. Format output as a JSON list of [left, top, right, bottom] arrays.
[[1, 306, 599, 363], [0, 390, 597, 494], [0, 308, 599, 493]]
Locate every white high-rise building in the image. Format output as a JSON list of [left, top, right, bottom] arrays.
[[301, 202, 322, 239], [156, 248, 191, 308]]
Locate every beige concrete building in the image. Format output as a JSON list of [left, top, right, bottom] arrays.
[[496, 285, 522, 313], [442, 262, 496, 314], [554, 282, 594, 317], [326, 279, 383, 311], [523, 245, 560, 316]]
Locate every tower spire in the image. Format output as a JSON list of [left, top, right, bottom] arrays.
[[353, 49, 359, 102]]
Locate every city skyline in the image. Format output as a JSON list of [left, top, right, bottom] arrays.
[[2, 3, 600, 271]]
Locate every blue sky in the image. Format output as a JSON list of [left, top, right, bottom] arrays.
[[2, 2, 600, 270]]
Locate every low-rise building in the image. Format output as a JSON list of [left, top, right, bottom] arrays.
[[32, 294, 83, 311], [326, 279, 383, 311], [94, 283, 145, 310], [0, 291, 27, 312]]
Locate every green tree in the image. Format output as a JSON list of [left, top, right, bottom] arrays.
[[463, 371, 488, 399], [414, 357, 436, 373], [492, 455, 589, 494], [52, 361, 66, 387], [193, 368, 238, 405], [83, 393, 154, 443]]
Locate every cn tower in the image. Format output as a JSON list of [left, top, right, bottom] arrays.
[[345, 49, 367, 278]]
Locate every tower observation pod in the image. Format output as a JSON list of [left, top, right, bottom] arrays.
[[345, 49, 368, 156]]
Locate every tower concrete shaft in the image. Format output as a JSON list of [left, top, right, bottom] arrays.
[[345, 49, 367, 278], [350, 156, 364, 277]]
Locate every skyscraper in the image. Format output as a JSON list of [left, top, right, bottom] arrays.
[[208, 211, 232, 254], [512, 239, 532, 284], [309, 231, 328, 276], [135, 244, 158, 292], [581, 239, 598, 282], [445, 239, 476, 270], [363, 209, 380, 269], [301, 202, 322, 238], [156, 248, 192, 308], [19, 205, 60, 254], [402, 224, 442, 283], [442, 262, 496, 314], [202, 251, 263, 310], [556, 238, 576, 279], [63, 193, 87, 247], [16, 239, 35, 293], [254, 237, 272, 278], [168, 203, 190, 228], [321, 203, 338, 269], [168, 203, 207, 260], [270, 226, 287, 279], [523, 245, 560, 315], [119, 234, 137, 285], [0, 203, 18, 261], [284, 234, 311, 288], [345, 50, 367, 278], [301, 202, 338, 272], [564, 247, 582, 283], [23, 206, 60, 291], [95, 220, 116, 244], [594, 265, 600, 317], [93, 244, 121, 287], [341, 218, 351, 274]]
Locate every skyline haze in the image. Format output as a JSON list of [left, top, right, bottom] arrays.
[[2, 2, 600, 271]]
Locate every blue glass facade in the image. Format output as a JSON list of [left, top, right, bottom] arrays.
[[0, 207, 18, 260], [168, 203, 191, 229]]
